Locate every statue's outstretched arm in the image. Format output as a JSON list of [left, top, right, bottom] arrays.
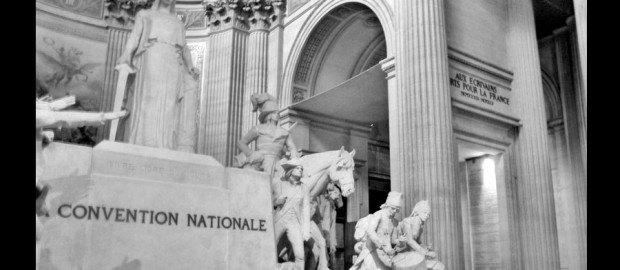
[[36, 110, 127, 129]]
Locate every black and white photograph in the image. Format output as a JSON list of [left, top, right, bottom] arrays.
[[35, 0, 587, 269]]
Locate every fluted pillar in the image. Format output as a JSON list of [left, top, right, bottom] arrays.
[[98, 28, 130, 142], [554, 26, 587, 270], [567, 17, 587, 177], [547, 120, 576, 270], [241, 5, 272, 137], [572, 0, 587, 141], [506, 0, 561, 268], [390, 1, 463, 269], [267, 2, 285, 99], [199, 2, 248, 165]]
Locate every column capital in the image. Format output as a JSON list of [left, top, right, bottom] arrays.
[[204, 0, 286, 32], [104, 0, 155, 29], [247, 0, 287, 30], [379, 56, 396, 80], [204, 0, 249, 31]]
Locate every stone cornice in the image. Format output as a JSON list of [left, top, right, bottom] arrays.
[[104, 0, 155, 29], [203, 0, 286, 32]]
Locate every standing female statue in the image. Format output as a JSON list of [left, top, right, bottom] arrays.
[[237, 93, 299, 177], [392, 201, 445, 270], [116, 0, 199, 149], [273, 158, 311, 269]]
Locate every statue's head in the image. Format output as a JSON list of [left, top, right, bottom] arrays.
[[411, 200, 431, 222], [326, 183, 343, 208], [153, 0, 176, 13], [251, 93, 279, 123], [329, 147, 356, 197], [282, 158, 303, 182], [380, 191, 403, 218]]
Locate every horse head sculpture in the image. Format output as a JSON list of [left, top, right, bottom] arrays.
[[327, 147, 356, 197]]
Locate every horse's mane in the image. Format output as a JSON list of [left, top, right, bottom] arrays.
[[300, 150, 354, 175]]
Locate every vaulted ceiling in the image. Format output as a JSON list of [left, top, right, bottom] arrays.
[[533, 0, 574, 38]]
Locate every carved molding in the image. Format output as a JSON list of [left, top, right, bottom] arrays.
[[294, 16, 339, 84], [104, 0, 155, 29], [292, 87, 306, 103], [203, 0, 286, 32]]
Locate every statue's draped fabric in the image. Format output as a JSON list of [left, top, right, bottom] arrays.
[[121, 10, 191, 149]]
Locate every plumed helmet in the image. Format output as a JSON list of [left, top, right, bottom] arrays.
[[250, 93, 279, 123], [281, 158, 303, 172]]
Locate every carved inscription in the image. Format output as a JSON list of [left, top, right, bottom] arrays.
[[104, 160, 207, 180], [57, 204, 268, 232], [449, 70, 512, 114]]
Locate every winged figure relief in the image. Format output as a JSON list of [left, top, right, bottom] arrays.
[[36, 37, 101, 89]]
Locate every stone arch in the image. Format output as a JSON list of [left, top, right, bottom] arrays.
[[280, 0, 394, 107], [541, 69, 563, 122]]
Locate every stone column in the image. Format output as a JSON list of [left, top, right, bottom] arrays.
[[199, 2, 249, 165], [97, 0, 154, 141], [241, 2, 275, 138], [267, 2, 285, 99], [547, 120, 574, 270], [572, 0, 587, 136], [391, 1, 463, 269], [567, 17, 587, 176], [506, 0, 561, 268], [553, 26, 587, 269]]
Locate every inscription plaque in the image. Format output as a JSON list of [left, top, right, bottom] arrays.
[[38, 142, 277, 270]]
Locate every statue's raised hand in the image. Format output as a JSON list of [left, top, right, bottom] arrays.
[[189, 67, 200, 80], [425, 250, 437, 259], [385, 247, 396, 256]]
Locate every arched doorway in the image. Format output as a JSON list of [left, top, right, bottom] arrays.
[[282, 3, 392, 269]]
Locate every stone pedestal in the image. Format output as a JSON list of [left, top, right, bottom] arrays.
[[38, 142, 277, 270], [390, 0, 463, 268], [506, 0, 561, 268]]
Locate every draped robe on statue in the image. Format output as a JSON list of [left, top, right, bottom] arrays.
[[119, 9, 196, 150]]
